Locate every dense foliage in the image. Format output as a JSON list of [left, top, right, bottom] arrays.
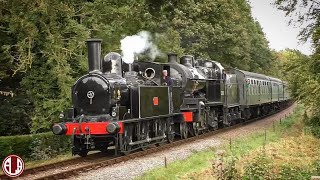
[[274, 0, 320, 137], [0, 132, 70, 161], [0, 0, 276, 135]]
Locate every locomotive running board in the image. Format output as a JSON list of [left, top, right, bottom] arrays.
[[121, 113, 181, 123]]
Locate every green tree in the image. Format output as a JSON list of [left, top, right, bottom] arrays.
[[274, 0, 320, 137], [0, 0, 90, 133]]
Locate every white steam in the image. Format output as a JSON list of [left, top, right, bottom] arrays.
[[120, 31, 160, 64]]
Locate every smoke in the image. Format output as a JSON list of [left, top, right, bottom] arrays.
[[120, 31, 160, 64]]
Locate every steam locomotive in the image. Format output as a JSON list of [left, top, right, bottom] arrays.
[[52, 39, 291, 156]]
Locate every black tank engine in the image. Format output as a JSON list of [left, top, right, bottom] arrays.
[[53, 39, 291, 156]]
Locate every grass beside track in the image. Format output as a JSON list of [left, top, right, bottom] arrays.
[[136, 105, 317, 180]]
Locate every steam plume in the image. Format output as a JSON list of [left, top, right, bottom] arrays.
[[120, 31, 160, 64]]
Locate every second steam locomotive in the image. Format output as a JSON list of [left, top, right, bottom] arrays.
[[52, 39, 291, 156]]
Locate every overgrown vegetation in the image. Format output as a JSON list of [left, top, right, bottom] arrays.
[[208, 134, 320, 180], [193, 105, 320, 179], [0, 0, 280, 135], [0, 132, 70, 161], [238, 136, 320, 179], [138, 105, 320, 179]]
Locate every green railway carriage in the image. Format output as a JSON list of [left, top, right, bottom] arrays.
[[232, 69, 271, 106], [221, 68, 291, 121], [283, 82, 290, 100], [269, 77, 282, 102], [226, 68, 290, 106]]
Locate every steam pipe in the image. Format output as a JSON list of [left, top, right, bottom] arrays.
[[128, 64, 132, 71], [87, 39, 102, 72]]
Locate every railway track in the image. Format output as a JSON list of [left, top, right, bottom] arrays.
[[0, 103, 295, 180], [0, 151, 115, 179]]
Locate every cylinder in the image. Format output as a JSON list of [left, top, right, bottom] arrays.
[[87, 39, 102, 72], [168, 53, 178, 63]]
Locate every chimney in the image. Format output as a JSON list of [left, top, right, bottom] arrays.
[[168, 53, 178, 63], [87, 39, 102, 72]]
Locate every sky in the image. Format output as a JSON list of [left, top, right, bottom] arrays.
[[248, 0, 313, 55]]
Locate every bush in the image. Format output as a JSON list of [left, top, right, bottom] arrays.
[[242, 153, 274, 180], [242, 153, 319, 180], [314, 160, 320, 175], [304, 111, 320, 138], [0, 132, 70, 161], [277, 164, 312, 180], [222, 155, 240, 180]]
